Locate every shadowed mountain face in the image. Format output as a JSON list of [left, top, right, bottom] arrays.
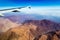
[[22, 19, 60, 40], [22, 19, 60, 34]]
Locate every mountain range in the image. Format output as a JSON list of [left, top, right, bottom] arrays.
[[0, 18, 60, 40]]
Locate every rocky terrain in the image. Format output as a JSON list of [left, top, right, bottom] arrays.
[[0, 17, 19, 33], [0, 19, 60, 40]]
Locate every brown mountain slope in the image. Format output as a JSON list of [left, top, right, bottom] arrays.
[[0, 18, 19, 33], [0, 25, 35, 40]]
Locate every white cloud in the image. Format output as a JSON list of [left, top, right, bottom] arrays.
[[20, 6, 60, 17]]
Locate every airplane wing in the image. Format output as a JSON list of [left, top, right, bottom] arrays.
[[0, 6, 26, 16], [0, 6, 31, 16]]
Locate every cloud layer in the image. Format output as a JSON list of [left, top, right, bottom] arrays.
[[21, 6, 60, 17]]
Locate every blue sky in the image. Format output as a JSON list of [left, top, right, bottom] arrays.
[[0, 0, 60, 7], [0, 0, 29, 7]]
